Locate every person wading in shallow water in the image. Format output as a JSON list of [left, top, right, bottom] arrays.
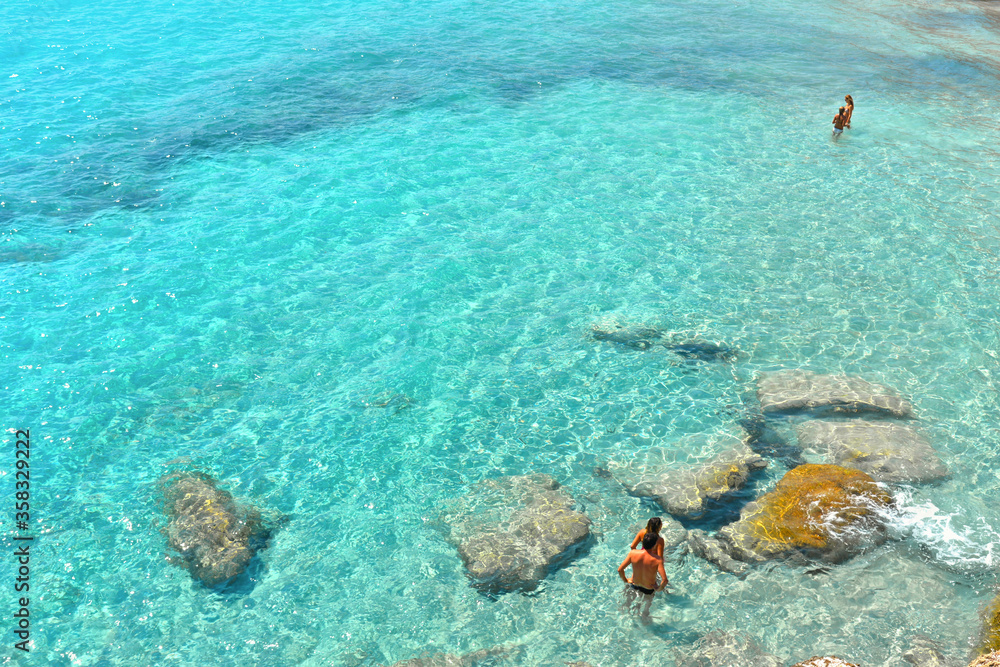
[[832, 106, 847, 136], [618, 531, 668, 619], [630, 517, 665, 559]]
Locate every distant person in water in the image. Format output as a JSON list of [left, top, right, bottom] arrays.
[[844, 95, 854, 128], [631, 517, 665, 559], [832, 106, 847, 135], [618, 531, 669, 620]]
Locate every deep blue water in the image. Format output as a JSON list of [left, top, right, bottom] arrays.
[[4, 0, 1000, 664]]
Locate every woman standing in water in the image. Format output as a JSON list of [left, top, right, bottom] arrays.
[[844, 95, 854, 128], [631, 517, 665, 558]]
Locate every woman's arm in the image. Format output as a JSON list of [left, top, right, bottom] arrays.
[[630, 529, 645, 550]]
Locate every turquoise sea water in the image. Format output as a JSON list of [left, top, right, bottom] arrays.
[[5, 0, 1000, 664]]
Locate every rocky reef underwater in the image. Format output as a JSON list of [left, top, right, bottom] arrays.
[[389, 321, 1000, 666], [159, 470, 284, 591]]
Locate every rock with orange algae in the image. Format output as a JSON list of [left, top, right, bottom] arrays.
[[791, 659, 860, 667], [974, 593, 1000, 659], [969, 650, 1000, 667], [716, 464, 893, 563], [758, 370, 913, 418]]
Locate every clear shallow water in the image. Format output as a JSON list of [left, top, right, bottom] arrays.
[[4, 0, 1000, 664]]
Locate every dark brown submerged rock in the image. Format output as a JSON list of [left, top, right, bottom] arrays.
[[161, 471, 273, 587]]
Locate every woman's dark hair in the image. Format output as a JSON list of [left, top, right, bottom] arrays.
[[646, 517, 663, 534], [642, 531, 659, 551]]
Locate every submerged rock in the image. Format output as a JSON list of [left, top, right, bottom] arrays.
[[666, 339, 738, 362], [903, 645, 948, 667], [717, 464, 893, 563], [621, 441, 766, 519], [591, 322, 663, 350], [590, 320, 736, 360], [791, 659, 860, 667], [686, 529, 748, 576], [739, 412, 804, 467], [757, 370, 913, 418], [386, 646, 513, 667], [160, 471, 275, 587], [443, 475, 591, 592], [674, 630, 782, 667], [0, 243, 60, 263], [796, 420, 948, 483]]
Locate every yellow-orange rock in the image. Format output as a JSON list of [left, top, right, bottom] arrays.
[[717, 464, 893, 562], [974, 594, 1000, 658], [969, 650, 1000, 666]]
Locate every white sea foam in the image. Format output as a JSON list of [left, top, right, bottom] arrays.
[[884, 488, 1000, 571]]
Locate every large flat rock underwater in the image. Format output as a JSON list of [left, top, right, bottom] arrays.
[[758, 370, 914, 418], [716, 464, 893, 563], [673, 630, 782, 667], [796, 420, 948, 483], [159, 470, 276, 588], [383, 645, 517, 667], [441, 474, 592, 593], [610, 433, 766, 519]]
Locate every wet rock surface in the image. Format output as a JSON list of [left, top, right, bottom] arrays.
[[791, 659, 860, 667], [796, 420, 948, 483], [616, 440, 766, 519], [716, 464, 893, 563], [758, 370, 913, 417], [970, 651, 1000, 667], [673, 630, 782, 667], [160, 471, 274, 587], [443, 475, 591, 592]]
